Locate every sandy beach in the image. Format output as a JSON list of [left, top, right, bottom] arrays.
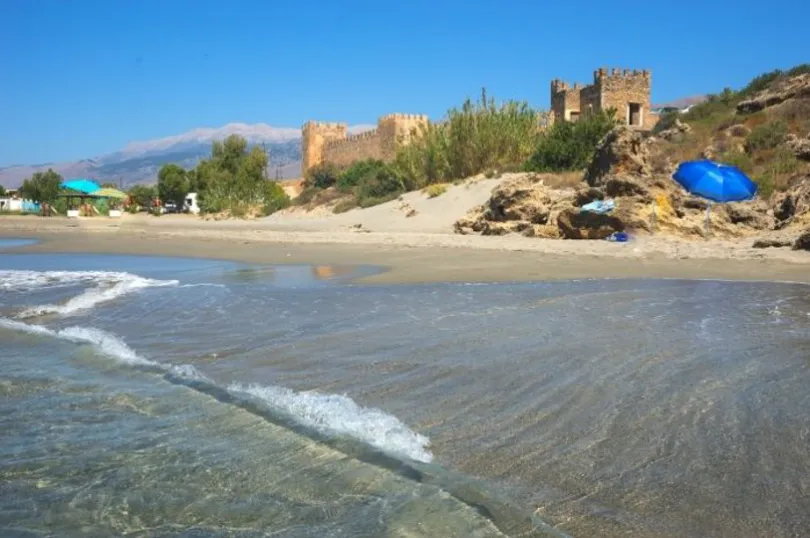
[[2, 208, 809, 285]]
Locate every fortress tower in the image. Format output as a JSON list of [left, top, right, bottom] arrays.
[[550, 67, 656, 130], [301, 122, 347, 173]]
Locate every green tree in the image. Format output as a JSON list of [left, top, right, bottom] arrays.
[[157, 164, 188, 205], [20, 169, 62, 204], [101, 182, 119, 189], [525, 109, 617, 172], [0, 184, 6, 196], [128, 184, 156, 208], [190, 134, 288, 215]]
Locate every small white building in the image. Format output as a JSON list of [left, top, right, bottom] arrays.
[[0, 197, 23, 212], [184, 192, 200, 214]]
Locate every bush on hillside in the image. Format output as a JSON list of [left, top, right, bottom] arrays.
[[304, 163, 341, 189], [354, 165, 406, 207], [524, 109, 617, 172], [745, 120, 789, 152], [337, 159, 389, 192]]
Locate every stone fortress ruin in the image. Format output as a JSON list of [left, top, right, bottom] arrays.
[[550, 67, 658, 130], [301, 114, 428, 174], [301, 67, 656, 174]]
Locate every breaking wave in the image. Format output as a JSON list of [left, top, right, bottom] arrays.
[[229, 383, 433, 463], [0, 270, 178, 318], [0, 317, 433, 463]]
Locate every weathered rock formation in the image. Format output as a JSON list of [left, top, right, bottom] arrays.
[[584, 126, 651, 187], [737, 73, 810, 113], [455, 124, 799, 241], [785, 133, 810, 161], [454, 174, 572, 238], [793, 229, 810, 251], [557, 208, 625, 239], [772, 175, 810, 228], [657, 119, 693, 141]]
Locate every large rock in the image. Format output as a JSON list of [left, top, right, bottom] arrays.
[[574, 187, 605, 206], [785, 134, 810, 161], [726, 124, 751, 138], [557, 207, 626, 239], [752, 237, 793, 249], [454, 173, 574, 236], [657, 119, 692, 141], [772, 176, 810, 224], [722, 202, 775, 230], [604, 177, 650, 198], [584, 126, 652, 187], [737, 73, 810, 113], [793, 229, 810, 251]]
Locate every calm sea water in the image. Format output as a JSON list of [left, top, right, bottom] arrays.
[[1, 247, 809, 537]]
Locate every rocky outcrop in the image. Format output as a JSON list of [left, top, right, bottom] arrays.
[[454, 174, 572, 238], [793, 229, 810, 251], [657, 119, 692, 141], [772, 176, 810, 226], [584, 126, 652, 187], [726, 124, 751, 138], [785, 133, 810, 161], [737, 73, 810, 113], [722, 201, 775, 230], [753, 237, 793, 249], [604, 177, 650, 199], [557, 207, 625, 239]]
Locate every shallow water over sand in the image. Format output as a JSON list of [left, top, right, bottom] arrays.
[[2, 251, 809, 537]]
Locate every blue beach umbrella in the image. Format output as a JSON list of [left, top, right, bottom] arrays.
[[672, 160, 758, 233], [61, 178, 101, 194]]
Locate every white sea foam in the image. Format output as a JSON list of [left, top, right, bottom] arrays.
[[228, 383, 434, 463], [1, 316, 433, 463], [1, 270, 178, 318], [1, 270, 128, 290], [0, 318, 156, 367]]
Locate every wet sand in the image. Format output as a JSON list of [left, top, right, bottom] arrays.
[[2, 216, 809, 284]]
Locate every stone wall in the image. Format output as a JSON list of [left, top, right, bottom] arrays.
[[302, 122, 347, 172], [322, 129, 383, 167], [597, 68, 652, 127], [550, 80, 582, 122], [550, 67, 657, 130], [302, 113, 428, 174]]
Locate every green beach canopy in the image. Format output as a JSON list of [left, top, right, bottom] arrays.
[[93, 187, 128, 200]]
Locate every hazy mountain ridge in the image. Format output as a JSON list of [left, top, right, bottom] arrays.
[[0, 122, 375, 189]]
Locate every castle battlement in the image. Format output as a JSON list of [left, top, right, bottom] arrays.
[[593, 67, 651, 83], [379, 113, 430, 122], [302, 120, 346, 130], [302, 112, 429, 174], [323, 128, 379, 149], [551, 66, 656, 130]]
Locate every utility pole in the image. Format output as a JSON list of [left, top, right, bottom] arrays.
[[262, 142, 269, 180]]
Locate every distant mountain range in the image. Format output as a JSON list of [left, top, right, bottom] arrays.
[[652, 95, 708, 111], [0, 122, 375, 190]]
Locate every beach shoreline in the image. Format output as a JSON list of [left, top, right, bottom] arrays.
[[2, 216, 810, 285]]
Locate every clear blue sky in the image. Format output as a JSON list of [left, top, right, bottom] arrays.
[[1, 0, 808, 166]]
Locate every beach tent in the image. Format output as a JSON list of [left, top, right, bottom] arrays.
[[61, 178, 101, 194], [93, 187, 127, 200]]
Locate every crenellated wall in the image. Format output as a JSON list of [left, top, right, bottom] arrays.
[[322, 128, 383, 167], [550, 67, 657, 130], [302, 113, 429, 174], [302, 121, 347, 172]]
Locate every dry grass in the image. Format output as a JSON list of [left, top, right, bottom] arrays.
[[534, 171, 584, 190]]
